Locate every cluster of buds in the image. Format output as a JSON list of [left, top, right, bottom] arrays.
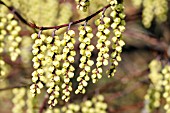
[[75, 0, 90, 12]]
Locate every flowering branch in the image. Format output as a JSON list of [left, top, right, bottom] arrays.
[[0, 0, 111, 30]]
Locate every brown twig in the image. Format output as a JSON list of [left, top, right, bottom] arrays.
[[0, 0, 111, 30]]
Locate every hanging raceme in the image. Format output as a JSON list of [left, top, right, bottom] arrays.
[[92, 14, 111, 83], [61, 28, 76, 102], [75, 24, 94, 94], [143, 59, 170, 113], [143, 59, 163, 113], [107, 0, 126, 77], [30, 33, 47, 96], [45, 33, 62, 107]]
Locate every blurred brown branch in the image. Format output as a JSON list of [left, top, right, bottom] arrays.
[[124, 28, 168, 51], [39, 94, 48, 113], [0, 84, 30, 91]]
